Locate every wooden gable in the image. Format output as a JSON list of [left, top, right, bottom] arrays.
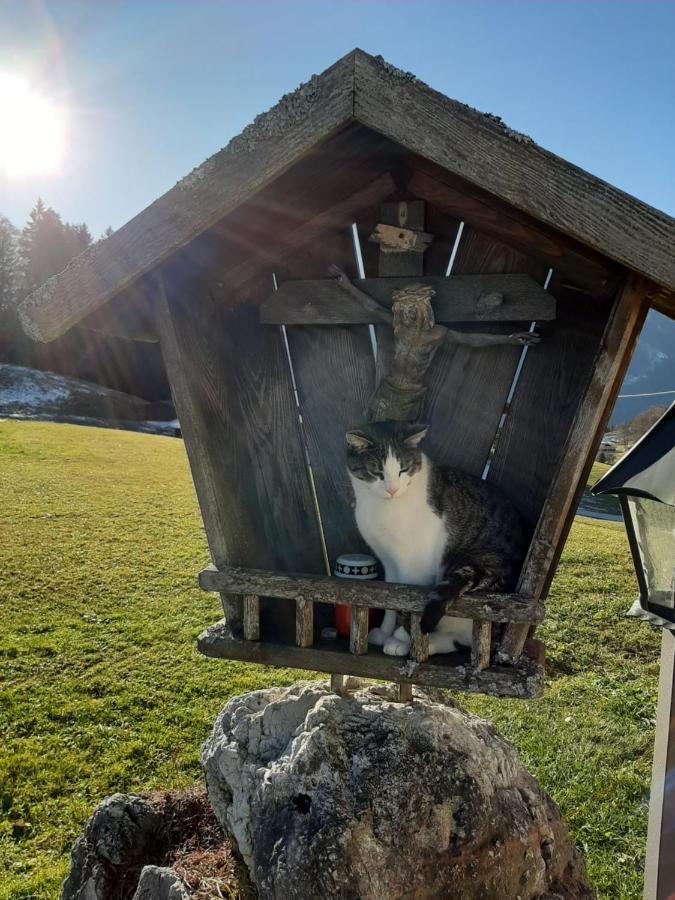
[[17, 51, 673, 699]]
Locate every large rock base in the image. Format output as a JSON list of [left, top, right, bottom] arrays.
[[202, 681, 593, 899]]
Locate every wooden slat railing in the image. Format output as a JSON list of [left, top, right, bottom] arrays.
[[198, 564, 545, 697], [198, 565, 544, 623]]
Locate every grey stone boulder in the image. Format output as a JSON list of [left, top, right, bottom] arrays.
[[61, 790, 226, 899], [132, 865, 190, 899], [61, 793, 167, 899], [202, 680, 594, 899]]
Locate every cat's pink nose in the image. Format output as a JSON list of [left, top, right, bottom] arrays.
[[386, 485, 399, 496]]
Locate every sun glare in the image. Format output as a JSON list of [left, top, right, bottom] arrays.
[[0, 73, 65, 178]]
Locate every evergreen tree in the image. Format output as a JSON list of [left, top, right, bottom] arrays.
[[18, 199, 93, 297], [0, 215, 18, 311], [0, 215, 20, 359]]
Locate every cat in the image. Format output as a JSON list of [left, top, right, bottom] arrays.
[[345, 420, 528, 657]]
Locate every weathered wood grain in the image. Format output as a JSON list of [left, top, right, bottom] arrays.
[[281, 228, 376, 565], [261, 273, 555, 324], [410, 614, 429, 663], [397, 683, 414, 702], [198, 564, 546, 624], [487, 286, 610, 527], [369, 222, 433, 253], [350, 607, 369, 655], [156, 263, 325, 641], [353, 50, 675, 294], [374, 199, 427, 277], [497, 275, 649, 662], [420, 228, 548, 475], [243, 595, 260, 641], [407, 168, 619, 298], [330, 673, 346, 693], [225, 172, 396, 293], [471, 620, 492, 671], [296, 597, 314, 648], [20, 49, 675, 344], [197, 620, 545, 698]]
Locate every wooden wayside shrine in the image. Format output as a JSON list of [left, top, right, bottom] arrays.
[[18, 50, 675, 701]]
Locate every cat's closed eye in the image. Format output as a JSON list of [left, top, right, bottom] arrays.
[[399, 466, 411, 474]]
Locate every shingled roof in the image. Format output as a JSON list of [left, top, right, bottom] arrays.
[[19, 48, 675, 342]]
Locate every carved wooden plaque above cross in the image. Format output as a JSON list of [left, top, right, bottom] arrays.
[[261, 198, 556, 421]]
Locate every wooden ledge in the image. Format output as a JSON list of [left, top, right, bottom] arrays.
[[197, 620, 545, 699], [198, 564, 544, 625]]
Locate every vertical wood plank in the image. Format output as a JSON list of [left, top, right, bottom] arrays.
[[330, 673, 346, 694], [243, 595, 260, 641], [420, 229, 549, 475], [296, 597, 314, 648], [397, 682, 414, 702], [349, 607, 369, 655], [410, 613, 429, 663], [486, 285, 610, 526], [471, 620, 492, 671], [497, 275, 649, 662], [281, 227, 377, 566], [156, 260, 325, 642]]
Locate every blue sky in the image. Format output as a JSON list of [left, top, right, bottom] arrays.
[[0, 0, 674, 237]]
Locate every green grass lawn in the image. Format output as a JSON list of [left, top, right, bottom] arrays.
[[0, 422, 659, 899]]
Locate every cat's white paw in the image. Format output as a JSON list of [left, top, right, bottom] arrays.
[[383, 635, 411, 657], [368, 627, 387, 646], [393, 625, 410, 643]]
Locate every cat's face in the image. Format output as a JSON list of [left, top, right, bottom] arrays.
[[345, 421, 428, 500]]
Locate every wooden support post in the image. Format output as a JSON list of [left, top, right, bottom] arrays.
[[497, 275, 649, 663], [295, 598, 313, 648], [243, 595, 260, 641], [350, 607, 369, 655], [471, 620, 492, 671], [410, 613, 429, 663], [397, 682, 414, 702], [330, 673, 346, 695], [644, 629, 675, 900]]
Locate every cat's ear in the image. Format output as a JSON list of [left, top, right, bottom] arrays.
[[403, 425, 428, 448], [346, 430, 374, 451]]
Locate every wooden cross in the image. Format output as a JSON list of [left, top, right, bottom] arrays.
[[262, 199, 555, 422]]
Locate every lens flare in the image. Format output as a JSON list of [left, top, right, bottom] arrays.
[[0, 73, 65, 178]]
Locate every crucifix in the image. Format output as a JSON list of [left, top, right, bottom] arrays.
[[262, 199, 555, 423]]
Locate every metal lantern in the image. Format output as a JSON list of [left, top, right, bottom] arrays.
[[592, 403, 675, 624], [592, 402, 675, 900]]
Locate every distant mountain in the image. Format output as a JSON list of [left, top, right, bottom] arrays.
[[610, 310, 675, 425]]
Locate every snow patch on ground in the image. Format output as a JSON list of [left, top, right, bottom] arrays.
[[0, 364, 179, 436]]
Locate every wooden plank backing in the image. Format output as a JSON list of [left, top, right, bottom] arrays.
[[156, 259, 326, 641], [517, 275, 649, 598], [496, 275, 649, 661], [420, 228, 549, 475], [279, 228, 376, 568], [487, 284, 611, 527]]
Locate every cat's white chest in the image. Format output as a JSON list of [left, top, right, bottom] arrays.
[[351, 465, 446, 586]]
